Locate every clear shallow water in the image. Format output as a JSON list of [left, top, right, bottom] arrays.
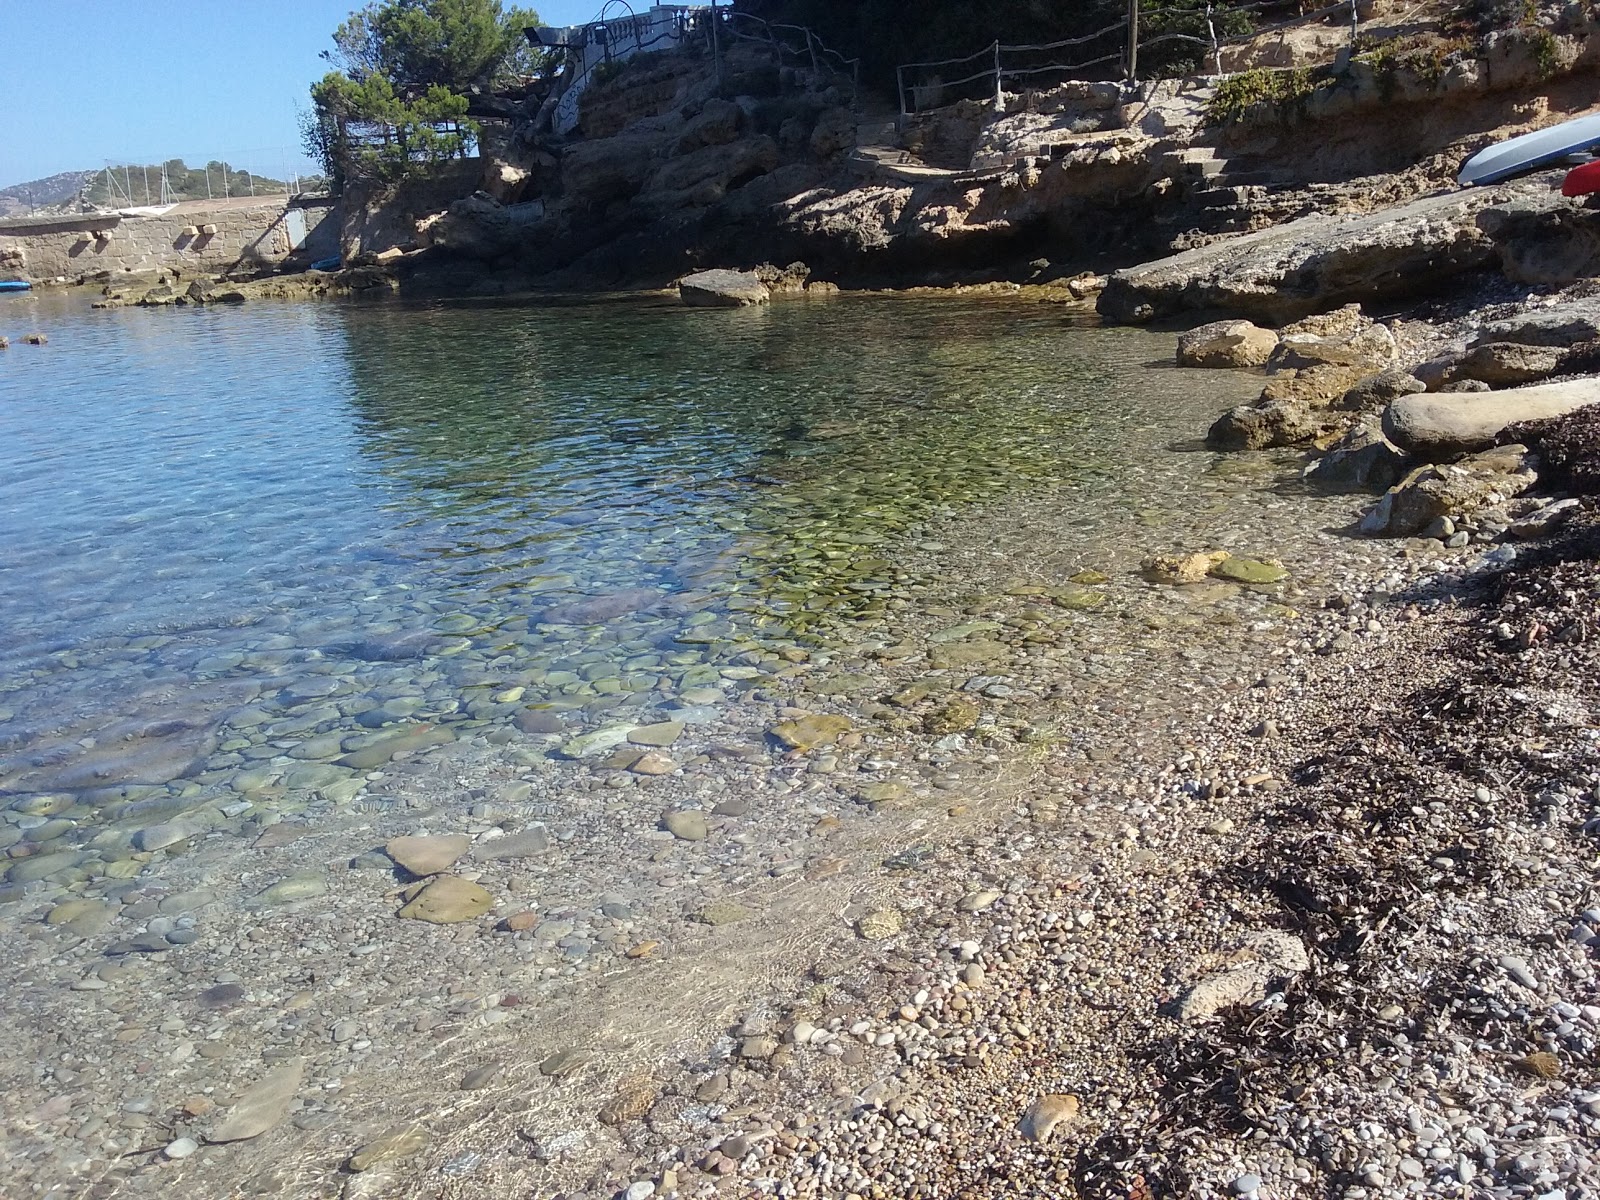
[[0, 291, 1252, 825]]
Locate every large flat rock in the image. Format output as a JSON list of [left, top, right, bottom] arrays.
[[1383, 378, 1600, 459], [679, 269, 769, 308], [1098, 175, 1564, 324]]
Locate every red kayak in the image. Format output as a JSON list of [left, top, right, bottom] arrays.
[[1562, 159, 1600, 196]]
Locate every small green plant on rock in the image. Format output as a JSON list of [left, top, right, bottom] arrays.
[[1202, 67, 1319, 126]]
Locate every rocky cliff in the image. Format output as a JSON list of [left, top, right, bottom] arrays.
[[348, 2, 1600, 295]]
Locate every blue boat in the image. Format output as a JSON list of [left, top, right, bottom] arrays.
[[0, 280, 31, 292], [1459, 112, 1600, 186], [308, 256, 341, 272]]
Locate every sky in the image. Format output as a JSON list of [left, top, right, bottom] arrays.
[[0, 0, 601, 188]]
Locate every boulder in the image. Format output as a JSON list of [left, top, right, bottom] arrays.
[[1142, 550, 1231, 584], [1474, 300, 1600, 347], [1383, 379, 1600, 459], [1269, 310, 1395, 373], [1482, 200, 1600, 285], [1358, 445, 1537, 537], [1453, 342, 1563, 388], [1207, 397, 1336, 449], [1176, 319, 1278, 368], [1337, 369, 1426, 412], [1303, 418, 1410, 493], [679, 269, 770, 308], [1098, 176, 1563, 323], [480, 160, 531, 204], [674, 98, 743, 155]]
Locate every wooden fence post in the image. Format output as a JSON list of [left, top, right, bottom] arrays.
[[993, 39, 1004, 111], [1126, 0, 1139, 80], [896, 64, 908, 128]]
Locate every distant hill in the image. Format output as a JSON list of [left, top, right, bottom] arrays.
[[0, 170, 95, 218], [0, 160, 329, 217]]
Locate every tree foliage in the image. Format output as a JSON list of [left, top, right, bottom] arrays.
[[306, 0, 541, 187]]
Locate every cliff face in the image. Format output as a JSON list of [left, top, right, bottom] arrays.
[[367, 8, 1600, 291]]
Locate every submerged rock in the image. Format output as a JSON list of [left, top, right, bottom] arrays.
[[1142, 550, 1230, 584], [385, 834, 469, 877], [209, 1059, 304, 1142], [397, 876, 493, 923]]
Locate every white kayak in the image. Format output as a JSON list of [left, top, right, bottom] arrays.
[[1458, 111, 1600, 186]]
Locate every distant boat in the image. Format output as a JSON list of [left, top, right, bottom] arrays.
[[309, 256, 341, 272], [0, 280, 30, 292], [1458, 112, 1600, 186]]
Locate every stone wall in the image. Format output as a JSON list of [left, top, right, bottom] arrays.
[[0, 196, 340, 284]]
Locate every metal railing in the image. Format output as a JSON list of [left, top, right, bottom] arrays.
[[895, 0, 1363, 121], [722, 9, 861, 99]]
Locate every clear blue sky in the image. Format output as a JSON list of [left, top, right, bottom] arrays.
[[0, 0, 599, 188]]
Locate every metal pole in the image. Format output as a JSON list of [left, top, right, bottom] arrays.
[[142, 165, 151, 204], [993, 40, 1003, 112], [710, 0, 721, 85], [1206, 1, 1219, 74], [1127, 0, 1139, 81], [246, 169, 254, 196], [205, 165, 212, 200]]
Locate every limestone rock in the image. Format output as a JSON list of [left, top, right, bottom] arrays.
[[856, 908, 903, 939], [663, 810, 708, 841], [769, 713, 852, 750], [1019, 1093, 1080, 1144], [209, 1058, 304, 1142], [396, 876, 493, 924], [1099, 177, 1564, 323], [1270, 308, 1396, 375], [1209, 556, 1287, 584], [1179, 930, 1309, 1022], [1383, 380, 1600, 459], [1207, 398, 1334, 450], [385, 834, 469, 877], [1337, 369, 1426, 413], [628, 721, 684, 747], [1142, 550, 1230, 584], [598, 1075, 659, 1126], [348, 1125, 430, 1172], [1303, 419, 1410, 493], [679, 268, 770, 308], [1358, 445, 1538, 537], [1176, 319, 1278, 368], [1475, 299, 1600, 346]]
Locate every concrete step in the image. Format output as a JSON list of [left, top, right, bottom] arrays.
[[855, 119, 900, 148], [1216, 168, 1295, 189]]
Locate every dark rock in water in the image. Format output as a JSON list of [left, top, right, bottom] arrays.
[[338, 632, 437, 662], [539, 588, 666, 625]]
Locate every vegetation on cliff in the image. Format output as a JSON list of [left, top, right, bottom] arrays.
[[304, 0, 541, 187]]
